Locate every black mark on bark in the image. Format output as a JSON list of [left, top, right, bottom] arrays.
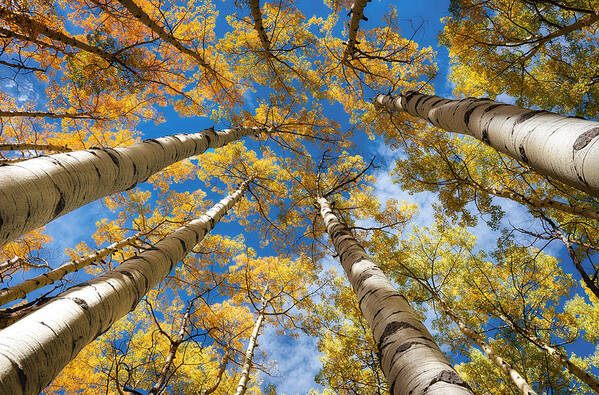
[[70, 297, 89, 312], [514, 110, 543, 126], [422, 369, 471, 392], [464, 107, 476, 127], [519, 145, 529, 163], [378, 321, 420, 352], [103, 149, 120, 167], [53, 189, 65, 218], [481, 128, 490, 145], [573, 127, 599, 151]]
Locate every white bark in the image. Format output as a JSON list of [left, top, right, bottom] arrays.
[[478, 185, 599, 221], [0, 234, 141, 306], [0, 143, 71, 152], [374, 92, 599, 198], [498, 314, 599, 393], [317, 197, 472, 395], [342, 0, 368, 65], [0, 180, 250, 394], [435, 301, 536, 395], [200, 349, 230, 395], [0, 126, 261, 248], [115, 0, 215, 72], [234, 310, 264, 395]]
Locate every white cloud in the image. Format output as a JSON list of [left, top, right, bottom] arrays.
[[258, 326, 323, 394], [495, 93, 517, 105], [1, 78, 40, 104]]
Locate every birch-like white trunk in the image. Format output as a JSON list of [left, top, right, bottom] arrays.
[[200, 349, 230, 395], [0, 126, 260, 248], [0, 234, 141, 306], [0, 143, 72, 152], [435, 301, 536, 395], [317, 197, 472, 395], [234, 307, 265, 395], [116, 0, 215, 72], [374, 92, 599, 198], [342, 0, 368, 64], [0, 180, 250, 394], [498, 313, 599, 393], [477, 185, 599, 221]]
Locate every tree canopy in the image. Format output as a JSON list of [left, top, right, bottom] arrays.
[[1, 0, 599, 393]]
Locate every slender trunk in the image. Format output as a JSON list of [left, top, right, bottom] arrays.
[[0, 126, 260, 248], [0, 7, 130, 70], [520, 13, 599, 62], [498, 313, 599, 393], [374, 92, 599, 198], [148, 299, 195, 395], [317, 196, 472, 395], [342, 0, 369, 65], [450, 313, 536, 395], [0, 111, 98, 120], [0, 234, 141, 306], [115, 0, 215, 73], [476, 185, 599, 221], [0, 59, 45, 73], [0, 143, 71, 153], [249, 0, 270, 52], [234, 309, 265, 395], [0, 180, 250, 394], [426, 293, 536, 394], [200, 349, 230, 395]]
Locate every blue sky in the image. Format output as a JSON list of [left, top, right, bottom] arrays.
[[31, 2, 459, 392], [2, 0, 596, 393]]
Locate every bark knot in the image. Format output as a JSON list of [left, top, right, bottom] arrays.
[[573, 127, 599, 151]]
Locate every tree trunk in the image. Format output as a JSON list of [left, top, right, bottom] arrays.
[[374, 92, 599, 198], [0, 7, 130, 70], [317, 196, 472, 395], [200, 349, 230, 395], [342, 0, 368, 65], [249, 0, 270, 52], [0, 233, 141, 306], [0, 126, 260, 248], [497, 313, 599, 393], [234, 307, 265, 395], [0, 111, 97, 121], [115, 0, 215, 73], [0, 143, 72, 153], [0, 180, 250, 394], [428, 295, 536, 395], [148, 298, 196, 395]]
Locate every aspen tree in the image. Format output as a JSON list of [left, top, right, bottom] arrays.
[[0, 143, 71, 153], [0, 233, 141, 306], [0, 111, 98, 120], [342, 0, 370, 65], [234, 306, 265, 395], [498, 312, 599, 393], [248, 0, 270, 51], [200, 350, 230, 395], [374, 92, 599, 198], [414, 279, 536, 395], [0, 179, 251, 394], [0, 6, 133, 72], [317, 196, 472, 394], [115, 0, 217, 74], [0, 126, 261, 248], [147, 296, 199, 395]]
